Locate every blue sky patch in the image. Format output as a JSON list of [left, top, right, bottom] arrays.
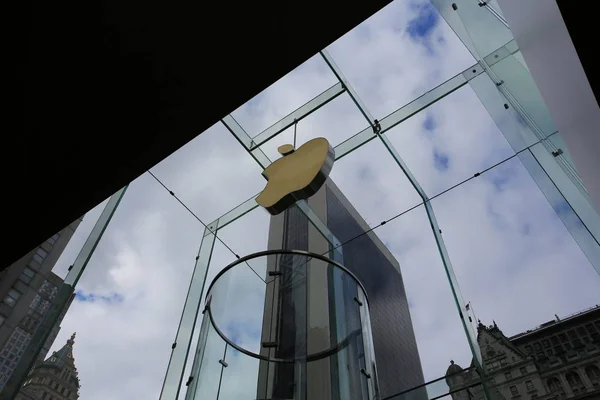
[[433, 149, 449, 171], [75, 290, 124, 304], [422, 112, 437, 132], [406, 2, 439, 39]]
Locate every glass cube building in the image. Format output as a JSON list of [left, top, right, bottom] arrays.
[[4, 1, 600, 399]]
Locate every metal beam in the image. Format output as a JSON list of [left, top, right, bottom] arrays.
[[250, 82, 346, 149]]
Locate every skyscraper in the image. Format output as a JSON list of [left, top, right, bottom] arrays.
[[260, 179, 424, 398], [0, 219, 80, 390]]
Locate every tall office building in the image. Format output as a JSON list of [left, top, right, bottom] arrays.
[[260, 179, 424, 399], [0, 219, 80, 390]]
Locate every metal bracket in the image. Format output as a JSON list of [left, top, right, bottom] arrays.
[[361, 368, 371, 379], [262, 341, 278, 348], [354, 296, 363, 306], [268, 271, 282, 276], [185, 376, 194, 386], [552, 149, 563, 157], [219, 359, 228, 368], [373, 119, 382, 134]]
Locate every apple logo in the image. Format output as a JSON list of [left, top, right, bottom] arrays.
[[256, 137, 335, 215]]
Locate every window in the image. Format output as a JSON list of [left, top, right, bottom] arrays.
[[525, 345, 533, 353], [526, 380, 535, 391], [585, 365, 600, 382], [566, 371, 583, 389], [559, 333, 568, 342], [586, 324, 597, 334], [510, 385, 519, 396], [520, 367, 527, 375], [534, 342, 542, 351], [4, 289, 21, 307], [551, 336, 559, 346], [19, 267, 35, 284], [577, 327, 587, 336], [547, 377, 563, 393], [506, 371, 512, 380], [568, 330, 578, 340], [543, 339, 550, 348], [565, 343, 573, 351], [531, 395, 538, 399], [47, 233, 59, 245]]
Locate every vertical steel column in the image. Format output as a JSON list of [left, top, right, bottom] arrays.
[[0, 186, 128, 400], [320, 45, 484, 372]]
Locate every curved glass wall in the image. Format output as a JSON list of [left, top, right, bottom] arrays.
[[186, 250, 378, 400]]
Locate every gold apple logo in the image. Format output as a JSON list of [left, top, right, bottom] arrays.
[[256, 137, 335, 215]]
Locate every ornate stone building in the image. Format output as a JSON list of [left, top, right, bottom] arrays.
[[15, 333, 80, 400], [446, 306, 600, 400]]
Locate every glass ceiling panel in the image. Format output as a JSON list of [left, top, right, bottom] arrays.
[[255, 92, 370, 161], [49, 173, 205, 399], [150, 122, 266, 224], [326, 0, 474, 120], [367, 205, 473, 382], [430, 156, 600, 340], [329, 139, 422, 227], [386, 84, 514, 198], [231, 54, 338, 136]]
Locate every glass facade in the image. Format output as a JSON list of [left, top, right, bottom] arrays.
[[326, 186, 425, 396], [4, 1, 600, 399]]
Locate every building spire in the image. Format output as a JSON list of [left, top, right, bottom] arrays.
[[67, 332, 76, 347]]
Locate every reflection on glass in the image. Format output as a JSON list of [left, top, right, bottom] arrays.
[[520, 148, 600, 274]]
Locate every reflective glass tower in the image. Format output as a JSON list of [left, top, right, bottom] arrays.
[[264, 180, 425, 398]]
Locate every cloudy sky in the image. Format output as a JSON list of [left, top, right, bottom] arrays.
[[47, 1, 600, 399]]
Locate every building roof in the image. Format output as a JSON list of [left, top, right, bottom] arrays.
[[41, 333, 80, 389], [510, 305, 600, 341]]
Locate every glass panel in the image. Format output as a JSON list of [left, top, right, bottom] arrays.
[[385, 84, 514, 199], [45, 174, 203, 399], [251, 82, 345, 148], [231, 54, 338, 136], [51, 200, 108, 278], [160, 227, 217, 400], [327, 0, 474, 119], [218, 346, 260, 400], [332, 65, 483, 162], [151, 123, 267, 223], [211, 194, 260, 232], [186, 322, 225, 400], [522, 146, 600, 274], [432, 0, 513, 60], [430, 156, 600, 359], [384, 372, 483, 400], [256, 92, 369, 162], [362, 205, 473, 389], [469, 72, 538, 153], [329, 139, 422, 227], [1, 187, 127, 398], [490, 55, 557, 138]]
